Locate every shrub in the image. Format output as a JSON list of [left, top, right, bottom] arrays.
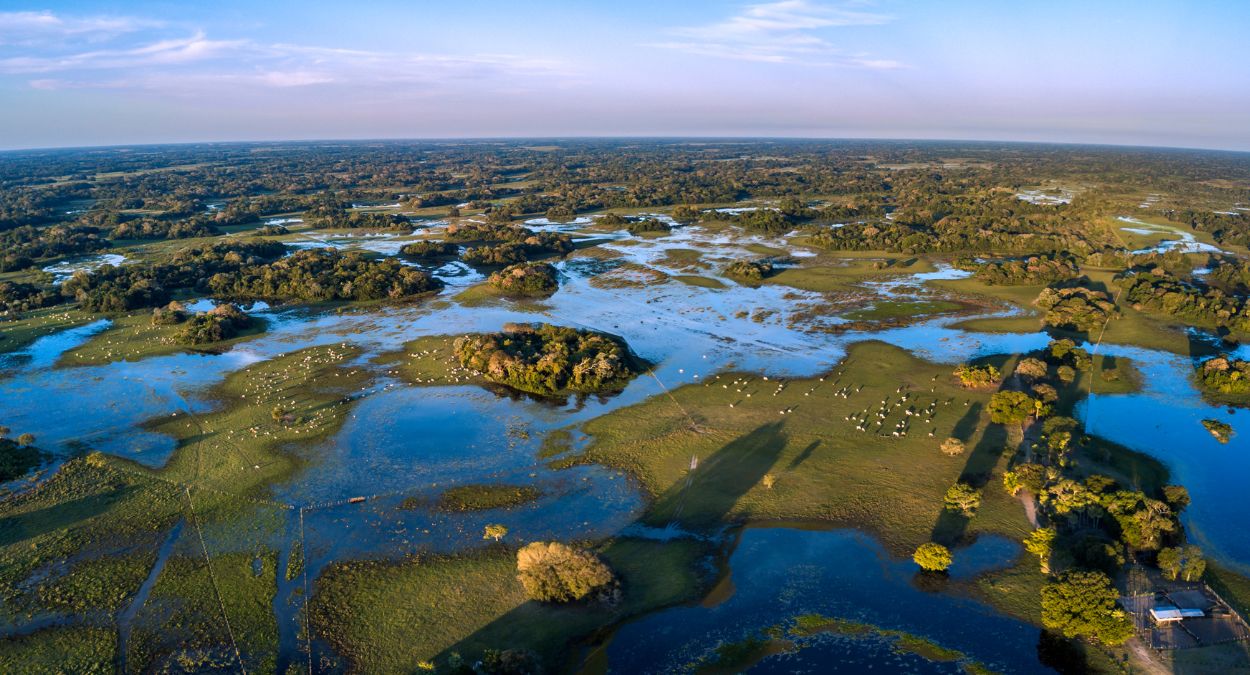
[[974, 254, 1079, 286], [1014, 357, 1049, 381], [175, 304, 251, 345], [1036, 285, 1118, 332], [462, 231, 573, 266], [939, 437, 965, 456], [988, 390, 1035, 426], [151, 301, 188, 325], [626, 217, 672, 235], [953, 363, 1000, 388], [724, 259, 774, 281], [515, 541, 617, 603]]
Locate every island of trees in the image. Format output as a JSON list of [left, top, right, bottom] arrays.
[[452, 322, 644, 395], [486, 262, 560, 297]]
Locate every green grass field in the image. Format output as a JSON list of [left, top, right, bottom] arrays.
[[572, 341, 1032, 554], [309, 537, 710, 672], [0, 307, 96, 356], [58, 311, 268, 367]]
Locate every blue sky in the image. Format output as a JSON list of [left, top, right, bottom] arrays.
[[1, 1, 1247, 150]]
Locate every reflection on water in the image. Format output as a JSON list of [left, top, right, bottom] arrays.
[[604, 527, 1048, 674]]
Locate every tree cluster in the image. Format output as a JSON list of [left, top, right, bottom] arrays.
[[969, 254, 1079, 286], [453, 323, 642, 395], [1196, 355, 1250, 395], [487, 262, 560, 297], [1036, 285, 1118, 333]]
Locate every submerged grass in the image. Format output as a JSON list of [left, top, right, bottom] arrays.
[[0, 307, 95, 356], [59, 311, 268, 367], [0, 343, 374, 671], [843, 299, 963, 321]]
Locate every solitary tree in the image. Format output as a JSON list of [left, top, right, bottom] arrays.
[[913, 542, 952, 572], [1041, 570, 1135, 645], [944, 482, 982, 516], [483, 523, 508, 542], [516, 541, 617, 603]]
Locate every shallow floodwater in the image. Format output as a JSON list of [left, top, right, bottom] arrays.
[[5, 223, 1250, 667], [1117, 215, 1223, 254], [4, 224, 1250, 571], [41, 253, 127, 283], [604, 527, 1048, 674]]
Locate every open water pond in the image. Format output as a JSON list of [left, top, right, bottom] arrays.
[[603, 526, 1049, 673]]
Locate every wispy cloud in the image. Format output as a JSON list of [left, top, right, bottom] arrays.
[[0, 10, 161, 45], [0, 11, 573, 95], [0, 32, 243, 73], [651, 0, 901, 67]]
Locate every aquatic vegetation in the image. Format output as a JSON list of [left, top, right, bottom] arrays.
[[1202, 418, 1233, 443], [844, 299, 963, 321], [0, 433, 45, 481], [429, 484, 542, 512]]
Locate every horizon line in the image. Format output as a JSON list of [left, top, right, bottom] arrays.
[[5, 134, 1250, 157]]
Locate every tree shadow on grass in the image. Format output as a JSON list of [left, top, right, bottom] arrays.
[[930, 402, 1009, 548], [0, 486, 133, 547], [951, 402, 983, 442], [643, 421, 788, 531], [785, 439, 821, 471]]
